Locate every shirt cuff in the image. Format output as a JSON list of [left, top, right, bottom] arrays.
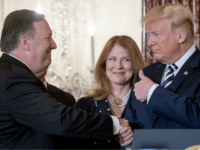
[[147, 83, 159, 104], [110, 115, 120, 135]]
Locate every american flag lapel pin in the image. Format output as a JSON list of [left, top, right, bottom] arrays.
[[184, 71, 188, 75]]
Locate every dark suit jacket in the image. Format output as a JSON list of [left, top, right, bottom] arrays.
[[124, 48, 200, 129], [47, 83, 76, 107], [0, 53, 113, 149]]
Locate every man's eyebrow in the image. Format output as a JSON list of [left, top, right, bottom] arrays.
[[145, 31, 160, 34]]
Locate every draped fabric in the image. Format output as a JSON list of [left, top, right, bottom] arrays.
[[142, 0, 200, 66]]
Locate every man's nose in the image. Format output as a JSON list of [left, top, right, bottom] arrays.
[[51, 38, 57, 49], [147, 35, 155, 47]]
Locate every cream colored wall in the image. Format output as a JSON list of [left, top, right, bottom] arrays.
[[95, 0, 142, 58], [0, 0, 142, 99]]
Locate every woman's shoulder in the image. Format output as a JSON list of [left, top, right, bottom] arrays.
[[74, 96, 96, 111]]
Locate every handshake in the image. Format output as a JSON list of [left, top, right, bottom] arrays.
[[117, 118, 133, 147]]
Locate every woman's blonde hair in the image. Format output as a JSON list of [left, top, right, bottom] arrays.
[[85, 35, 146, 100], [141, 3, 194, 42]]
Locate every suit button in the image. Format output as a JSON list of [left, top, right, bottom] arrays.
[[94, 142, 97, 145]]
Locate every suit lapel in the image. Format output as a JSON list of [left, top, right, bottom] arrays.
[[167, 48, 200, 92], [167, 63, 195, 92], [143, 62, 166, 84], [153, 63, 166, 84]]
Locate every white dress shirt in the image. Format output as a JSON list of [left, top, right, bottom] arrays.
[[147, 44, 196, 103]]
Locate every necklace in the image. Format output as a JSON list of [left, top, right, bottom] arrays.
[[107, 89, 131, 107]]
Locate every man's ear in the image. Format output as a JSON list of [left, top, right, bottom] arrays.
[[178, 28, 187, 44], [19, 35, 31, 50]]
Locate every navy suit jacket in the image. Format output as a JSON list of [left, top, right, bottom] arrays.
[[0, 53, 113, 149], [124, 48, 200, 129]]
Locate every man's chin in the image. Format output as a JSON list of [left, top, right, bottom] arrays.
[[153, 56, 160, 62], [153, 54, 162, 62]]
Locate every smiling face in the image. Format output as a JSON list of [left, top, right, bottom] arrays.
[[29, 19, 57, 74], [106, 44, 132, 87], [146, 18, 181, 64]]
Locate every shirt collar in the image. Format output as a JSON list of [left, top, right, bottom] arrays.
[[166, 44, 196, 70], [43, 80, 47, 88]]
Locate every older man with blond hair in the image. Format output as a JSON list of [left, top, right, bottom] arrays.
[[124, 3, 200, 129]]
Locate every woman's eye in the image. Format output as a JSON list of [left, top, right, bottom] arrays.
[[109, 58, 115, 61], [123, 58, 129, 62]]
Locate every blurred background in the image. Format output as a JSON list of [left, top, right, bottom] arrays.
[[0, 0, 142, 99]]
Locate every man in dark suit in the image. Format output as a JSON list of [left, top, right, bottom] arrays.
[[124, 4, 200, 129], [0, 9, 131, 149]]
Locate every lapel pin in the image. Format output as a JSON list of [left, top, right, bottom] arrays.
[[184, 71, 188, 75]]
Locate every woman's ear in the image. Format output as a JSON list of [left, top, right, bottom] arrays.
[[19, 35, 31, 51]]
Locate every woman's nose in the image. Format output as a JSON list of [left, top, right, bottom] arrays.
[[116, 60, 123, 69]]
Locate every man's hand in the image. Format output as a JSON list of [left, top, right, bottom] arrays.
[[118, 126, 133, 146], [133, 70, 154, 102], [118, 118, 133, 146]]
